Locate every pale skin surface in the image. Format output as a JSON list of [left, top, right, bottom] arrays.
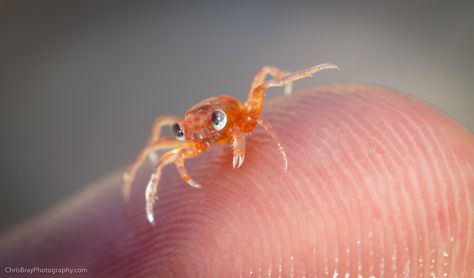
[[0, 85, 473, 277]]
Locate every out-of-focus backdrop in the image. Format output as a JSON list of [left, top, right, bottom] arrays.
[[0, 1, 473, 233]]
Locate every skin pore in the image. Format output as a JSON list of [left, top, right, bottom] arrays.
[[0, 84, 473, 277]]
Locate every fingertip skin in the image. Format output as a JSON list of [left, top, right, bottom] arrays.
[[0, 84, 473, 277]]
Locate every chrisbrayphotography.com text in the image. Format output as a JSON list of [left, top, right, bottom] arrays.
[[4, 266, 87, 275]]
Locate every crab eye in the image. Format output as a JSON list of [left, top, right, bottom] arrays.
[[171, 123, 185, 141], [211, 109, 227, 131]]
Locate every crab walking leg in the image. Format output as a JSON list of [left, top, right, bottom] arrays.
[[257, 118, 288, 173], [249, 66, 291, 94], [122, 136, 183, 200], [145, 148, 181, 224], [123, 116, 182, 198], [146, 116, 182, 162], [231, 128, 246, 169], [174, 147, 203, 189], [266, 63, 339, 88], [245, 63, 339, 117], [148, 116, 182, 143]]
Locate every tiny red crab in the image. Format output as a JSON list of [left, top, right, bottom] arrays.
[[123, 63, 338, 224]]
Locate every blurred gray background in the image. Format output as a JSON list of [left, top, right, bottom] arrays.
[[0, 1, 473, 233]]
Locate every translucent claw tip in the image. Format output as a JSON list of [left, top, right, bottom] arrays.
[[188, 179, 202, 189], [320, 63, 340, 70], [238, 155, 245, 169], [232, 155, 238, 170], [147, 211, 156, 225], [145, 174, 158, 225], [232, 154, 245, 170]]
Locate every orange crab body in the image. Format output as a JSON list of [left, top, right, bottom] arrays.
[[123, 63, 339, 224], [181, 96, 243, 149]]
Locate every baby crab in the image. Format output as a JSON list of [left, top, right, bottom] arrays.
[[123, 63, 339, 224]]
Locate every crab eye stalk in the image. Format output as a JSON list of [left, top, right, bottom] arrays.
[[211, 109, 227, 131], [171, 123, 185, 141]]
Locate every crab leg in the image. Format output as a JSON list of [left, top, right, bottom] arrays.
[[257, 117, 288, 173], [249, 66, 291, 94], [146, 147, 202, 224], [122, 136, 183, 200], [148, 116, 182, 142], [122, 116, 182, 199], [231, 127, 246, 169], [145, 148, 180, 224], [245, 63, 339, 117], [174, 147, 202, 188]]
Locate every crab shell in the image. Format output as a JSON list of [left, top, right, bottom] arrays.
[[180, 96, 245, 147]]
